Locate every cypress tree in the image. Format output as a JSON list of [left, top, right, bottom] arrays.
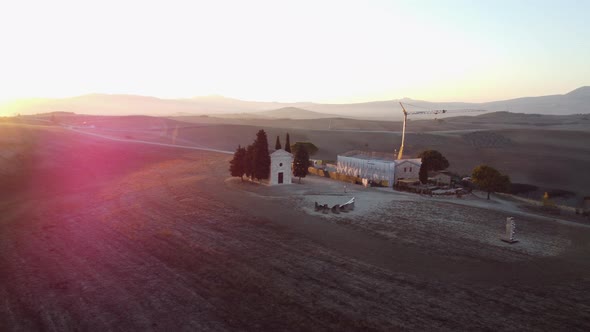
[[244, 144, 255, 180], [419, 162, 428, 184], [285, 133, 291, 153], [253, 129, 271, 180], [229, 145, 246, 181], [275, 135, 282, 150]]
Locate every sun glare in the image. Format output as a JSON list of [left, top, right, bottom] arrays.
[[0, 0, 588, 104]]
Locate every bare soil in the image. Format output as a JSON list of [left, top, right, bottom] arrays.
[[1, 123, 590, 331], [43, 113, 590, 199]]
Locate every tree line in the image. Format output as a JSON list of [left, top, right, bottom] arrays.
[[229, 129, 271, 181], [417, 149, 510, 199], [230, 138, 509, 198], [229, 130, 314, 183]]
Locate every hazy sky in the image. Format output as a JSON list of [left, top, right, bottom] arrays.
[[0, 0, 588, 103]]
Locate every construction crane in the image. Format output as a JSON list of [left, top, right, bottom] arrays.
[[397, 102, 486, 160]]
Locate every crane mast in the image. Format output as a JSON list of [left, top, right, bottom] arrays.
[[397, 102, 408, 160]]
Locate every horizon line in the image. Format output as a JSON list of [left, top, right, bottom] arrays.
[[1, 86, 588, 106]]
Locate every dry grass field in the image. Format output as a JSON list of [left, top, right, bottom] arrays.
[[43, 113, 590, 201], [1, 120, 590, 330]]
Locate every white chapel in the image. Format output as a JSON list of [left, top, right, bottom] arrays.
[[269, 149, 293, 185]]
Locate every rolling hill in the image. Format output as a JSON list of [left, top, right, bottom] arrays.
[[14, 111, 588, 199], [1, 87, 589, 119], [255, 107, 340, 119]]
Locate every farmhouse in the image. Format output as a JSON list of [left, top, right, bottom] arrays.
[[336, 150, 421, 186], [270, 149, 293, 185], [429, 171, 453, 186]]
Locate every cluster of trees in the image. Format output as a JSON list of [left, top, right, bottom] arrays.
[[471, 165, 510, 199], [418, 150, 450, 184], [292, 144, 310, 183], [417, 149, 510, 199], [274, 134, 318, 157], [229, 129, 271, 181], [230, 131, 316, 183]]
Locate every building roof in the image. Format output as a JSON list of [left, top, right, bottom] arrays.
[[270, 149, 293, 157], [395, 159, 422, 167], [338, 150, 421, 166], [429, 171, 450, 176], [429, 170, 453, 176], [339, 150, 396, 161]]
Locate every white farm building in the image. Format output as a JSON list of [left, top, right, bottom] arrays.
[[336, 150, 421, 186]]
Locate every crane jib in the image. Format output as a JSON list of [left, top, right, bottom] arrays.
[[396, 102, 486, 160]]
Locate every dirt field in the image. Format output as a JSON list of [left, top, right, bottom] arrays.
[[37, 113, 590, 200], [23, 113, 590, 199], [289, 176, 584, 263], [1, 122, 590, 331]]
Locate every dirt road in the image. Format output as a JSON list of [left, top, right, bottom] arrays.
[[67, 126, 233, 155]]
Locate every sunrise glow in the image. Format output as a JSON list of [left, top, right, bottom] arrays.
[[0, 0, 588, 104]]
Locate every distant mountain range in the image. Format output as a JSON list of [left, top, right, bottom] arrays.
[[246, 107, 340, 120], [2, 87, 589, 120]]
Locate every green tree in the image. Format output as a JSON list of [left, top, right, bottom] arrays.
[[293, 146, 310, 183], [472, 165, 510, 200], [244, 144, 255, 180], [291, 142, 319, 156], [285, 133, 291, 153], [229, 145, 246, 181], [275, 135, 282, 150], [253, 129, 271, 180], [419, 162, 428, 184], [418, 150, 449, 172]]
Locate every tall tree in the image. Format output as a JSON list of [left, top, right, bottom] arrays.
[[253, 129, 271, 180], [419, 162, 428, 184], [284, 133, 291, 153], [229, 145, 246, 181], [244, 144, 255, 180], [472, 165, 510, 200], [293, 146, 310, 183], [275, 135, 282, 150], [418, 150, 449, 171], [291, 142, 319, 156]]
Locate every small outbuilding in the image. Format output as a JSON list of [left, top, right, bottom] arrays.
[[429, 171, 453, 186], [270, 149, 293, 185]]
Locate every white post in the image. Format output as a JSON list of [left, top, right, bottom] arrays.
[[504, 217, 517, 243]]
